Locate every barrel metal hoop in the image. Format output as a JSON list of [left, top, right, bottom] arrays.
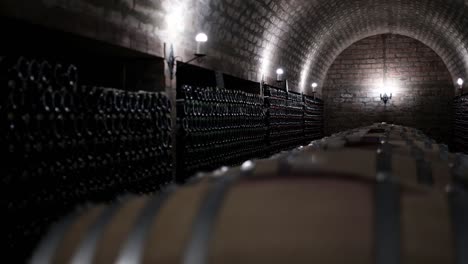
[[451, 154, 468, 186], [439, 146, 449, 161], [416, 159, 434, 186], [449, 187, 468, 264], [182, 171, 240, 264], [70, 197, 129, 264], [408, 140, 434, 186], [375, 144, 401, 264], [30, 210, 83, 264], [424, 140, 433, 150], [412, 144, 434, 186], [115, 186, 176, 264]]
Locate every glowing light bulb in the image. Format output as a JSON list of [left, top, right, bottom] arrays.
[[195, 33, 208, 43], [311, 82, 318, 93], [276, 68, 284, 81], [457, 78, 464, 86], [195, 33, 208, 55]]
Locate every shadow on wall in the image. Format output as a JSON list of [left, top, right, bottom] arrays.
[[323, 34, 454, 143]]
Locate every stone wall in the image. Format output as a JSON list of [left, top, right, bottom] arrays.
[[323, 34, 454, 143]]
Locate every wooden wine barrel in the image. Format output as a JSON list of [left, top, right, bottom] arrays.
[[260, 148, 450, 190], [303, 124, 466, 190], [31, 124, 467, 264], [318, 124, 453, 162], [31, 157, 467, 264]]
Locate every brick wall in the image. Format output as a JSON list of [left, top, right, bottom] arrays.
[[1, 0, 467, 94], [0, 0, 302, 88], [323, 34, 454, 143]]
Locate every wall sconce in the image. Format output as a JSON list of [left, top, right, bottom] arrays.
[[380, 92, 392, 105], [195, 33, 208, 56], [276, 68, 284, 82], [166, 32, 208, 80], [311, 82, 318, 98], [457, 78, 464, 94]]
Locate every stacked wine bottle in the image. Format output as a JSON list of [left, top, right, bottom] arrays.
[[1, 56, 173, 255], [287, 91, 307, 146], [265, 85, 305, 154], [177, 85, 266, 179], [303, 94, 324, 142], [453, 93, 468, 154]]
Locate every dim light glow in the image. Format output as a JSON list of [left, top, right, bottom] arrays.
[[299, 68, 307, 92], [241, 160, 255, 171], [195, 33, 208, 42], [164, 1, 188, 44], [166, 7, 185, 33], [258, 18, 286, 82], [299, 59, 312, 92], [377, 79, 399, 96], [259, 46, 273, 80], [213, 166, 229, 177]]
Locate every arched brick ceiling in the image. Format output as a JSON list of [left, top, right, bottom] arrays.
[[1, 0, 467, 94], [267, 0, 468, 94]]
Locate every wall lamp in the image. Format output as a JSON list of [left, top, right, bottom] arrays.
[[458, 78, 464, 95], [166, 32, 208, 79], [380, 92, 392, 105], [195, 33, 208, 55], [311, 82, 318, 98], [276, 68, 284, 82]]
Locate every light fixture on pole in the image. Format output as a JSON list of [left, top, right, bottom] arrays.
[[167, 32, 209, 80], [457, 78, 464, 95], [276, 68, 284, 82], [195, 33, 208, 56], [311, 82, 318, 98]]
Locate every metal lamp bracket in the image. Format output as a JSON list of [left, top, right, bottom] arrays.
[[380, 93, 392, 105]]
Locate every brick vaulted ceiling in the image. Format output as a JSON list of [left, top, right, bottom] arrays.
[[1, 0, 467, 94], [257, 0, 468, 93]]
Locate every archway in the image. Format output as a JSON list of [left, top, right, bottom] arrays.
[[322, 34, 454, 142]]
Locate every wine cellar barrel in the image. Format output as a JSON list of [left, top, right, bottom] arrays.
[[32, 124, 468, 264], [291, 125, 466, 190]]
